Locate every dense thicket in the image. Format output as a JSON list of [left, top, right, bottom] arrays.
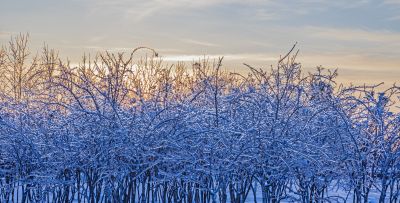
[[0, 34, 399, 203]]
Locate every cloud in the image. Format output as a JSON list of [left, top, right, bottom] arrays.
[[82, 45, 103, 50], [306, 26, 400, 43], [383, 0, 400, 21], [386, 15, 400, 21], [82, 0, 379, 24], [254, 9, 280, 21], [299, 52, 400, 70], [161, 53, 277, 62], [384, 0, 400, 4], [85, 0, 267, 21], [0, 31, 14, 39], [181, 39, 219, 47], [80, 45, 182, 54]]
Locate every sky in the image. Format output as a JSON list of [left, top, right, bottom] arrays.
[[0, 0, 399, 86]]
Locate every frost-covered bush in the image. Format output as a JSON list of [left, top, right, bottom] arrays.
[[0, 35, 399, 203]]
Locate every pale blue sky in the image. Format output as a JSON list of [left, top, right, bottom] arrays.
[[1, 0, 399, 84]]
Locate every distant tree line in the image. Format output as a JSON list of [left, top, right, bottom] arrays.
[[0, 34, 399, 203]]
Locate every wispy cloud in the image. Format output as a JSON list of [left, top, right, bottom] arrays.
[[306, 26, 400, 43], [254, 9, 280, 21], [386, 15, 400, 21], [383, 0, 400, 22], [86, 0, 267, 21], [384, 0, 400, 5], [162, 53, 277, 62], [83, 0, 378, 23], [0, 31, 15, 39], [80, 45, 182, 54], [181, 39, 219, 47], [88, 35, 107, 43]]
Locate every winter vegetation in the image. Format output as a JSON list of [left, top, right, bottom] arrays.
[[0, 34, 399, 203]]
